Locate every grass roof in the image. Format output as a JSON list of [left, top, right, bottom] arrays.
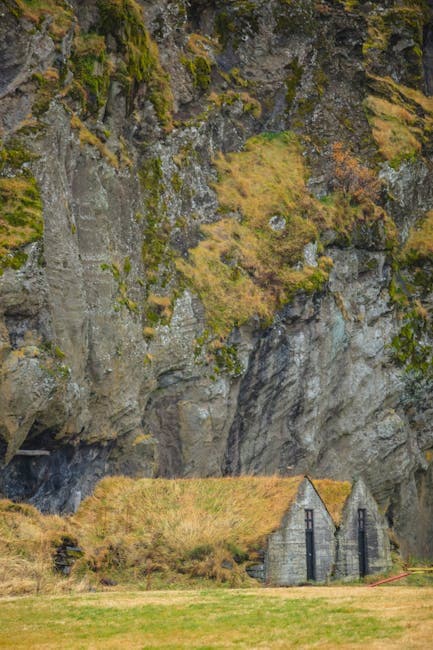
[[0, 475, 356, 593], [311, 478, 353, 526], [73, 475, 306, 553]]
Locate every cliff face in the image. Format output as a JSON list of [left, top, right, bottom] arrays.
[[2, 0, 433, 556]]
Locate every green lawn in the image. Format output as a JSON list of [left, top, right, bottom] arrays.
[[1, 586, 431, 649]]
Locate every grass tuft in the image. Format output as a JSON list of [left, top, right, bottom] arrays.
[[0, 500, 72, 595], [365, 75, 433, 167]]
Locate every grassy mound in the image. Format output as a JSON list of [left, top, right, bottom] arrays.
[[0, 500, 72, 595], [72, 476, 305, 587]]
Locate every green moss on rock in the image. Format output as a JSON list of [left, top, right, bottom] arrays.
[[403, 210, 433, 266], [71, 32, 111, 115], [214, 1, 259, 48], [32, 68, 60, 117], [0, 176, 43, 274], [182, 55, 212, 90], [391, 306, 433, 377], [363, 4, 427, 87], [0, 140, 43, 274], [97, 0, 173, 130]]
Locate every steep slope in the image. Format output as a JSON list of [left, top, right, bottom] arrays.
[[1, 0, 433, 557]]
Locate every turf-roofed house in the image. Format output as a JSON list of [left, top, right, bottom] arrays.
[[70, 475, 391, 587], [250, 476, 391, 585]]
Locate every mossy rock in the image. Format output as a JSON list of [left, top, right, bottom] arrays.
[[182, 55, 212, 91], [71, 32, 111, 115], [402, 210, 433, 266], [14, 0, 74, 40], [214, 1, 259, 49], [0, 141, 42, 270], [97, 0, 173, 130]]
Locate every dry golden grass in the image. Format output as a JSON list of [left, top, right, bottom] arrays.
[[146, 293, 172, 319], [365, 75, 433, 166], [177, 132, 334, 334], [186, 33, 218, 58], [311, 478, 352, 526], [0, 500, 73, 595], [177, 217, 278, 333], [73, 475, 305, 580], [178, 131, 393, 335], [214, 132, 307, 223], [365, 96, 421, 163]]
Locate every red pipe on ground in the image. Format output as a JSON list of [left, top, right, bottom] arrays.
[[367, 572, 411, 587]]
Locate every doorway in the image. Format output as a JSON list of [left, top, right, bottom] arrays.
[[358, 508, 368, 577], [305, 509, 316, 581]]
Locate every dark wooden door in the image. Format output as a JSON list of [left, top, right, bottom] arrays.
[[305, 509, 316, 581], [358, 509, 368, 577]]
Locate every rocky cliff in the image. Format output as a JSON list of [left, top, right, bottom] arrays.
[[1, 0, 433, 558]]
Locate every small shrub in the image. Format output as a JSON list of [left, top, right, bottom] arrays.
[[332, 142, 381, 204]]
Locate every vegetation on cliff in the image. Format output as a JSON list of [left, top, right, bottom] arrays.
[[365, 76, 433, 168], [97, 0, 174, 130], [177, 132, 395, 336], [0, 142, 43, 273], [12, 0, 74, 39]]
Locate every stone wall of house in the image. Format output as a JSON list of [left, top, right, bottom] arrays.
[[265, 480, 335, 585], [335, 480, 391, 579]]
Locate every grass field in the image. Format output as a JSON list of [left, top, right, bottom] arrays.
[[0, 586, 432, 649]]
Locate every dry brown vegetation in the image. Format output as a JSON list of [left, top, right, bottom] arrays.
[[332, 142, 381, 204], [178, 132, 395, 336], [14, 0, 74, 39], [0, 476, 320, 593], [0, 500, 74, 595], [1, 476, 432, 597], [72, 475, 305, 586], [70, 114, 118, 168], [177, 132, 328, 335], [365, 75, 433, 167]]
